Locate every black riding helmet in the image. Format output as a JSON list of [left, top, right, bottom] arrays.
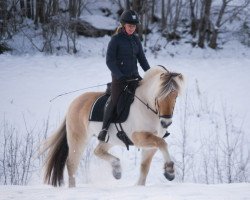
[[120, 10, 140, 25]]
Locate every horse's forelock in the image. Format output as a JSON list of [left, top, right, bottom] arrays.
[[143, 66, 168, 81], [158, 72, 184, 99], [142, 66, 184, 98]]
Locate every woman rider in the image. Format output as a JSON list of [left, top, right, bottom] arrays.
[[98, 9, 151, 142]]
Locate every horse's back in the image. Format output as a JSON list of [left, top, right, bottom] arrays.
[[66, 92, 104, 134]]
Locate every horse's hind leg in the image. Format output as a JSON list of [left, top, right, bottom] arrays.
[[137, 149, 157, 185], [94, 142, 122, 179], [66, 124, 88, 187]]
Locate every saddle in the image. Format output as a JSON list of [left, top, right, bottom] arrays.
[[89, 84, 133, 123], [89, 81, 138, 149]]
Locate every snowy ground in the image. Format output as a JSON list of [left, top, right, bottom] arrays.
[[1, 182, 250, 200], [1, 54, 250, 130], [1, 41, 250, 199], [1, 53, 250, 199]]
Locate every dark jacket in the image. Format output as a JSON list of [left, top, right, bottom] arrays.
[[106, 29, 150, 80]]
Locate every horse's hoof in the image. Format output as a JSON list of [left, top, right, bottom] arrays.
[[111, 160, 122, 179], [113, 170, 121, 179], [164, 161, 175, 181], [164, 171, 175, 181]]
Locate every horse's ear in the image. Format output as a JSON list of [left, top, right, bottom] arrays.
[[177, 73, 184, 81], [171, 73, 183, 80], [171, 72, 180, 77], [158, 65, 170, 73], [160, 73, 165, 78]]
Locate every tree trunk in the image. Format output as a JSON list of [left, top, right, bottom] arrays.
[[20, 0, 26, 16], [27, 0, 32, 19], [151, 0, 155, 23], [35, 0, 45, 24], [189, 0, 198, 37], [209, 0, 228, 49], [125, 0, 130, 10], [0, 0, 8, 38], [161, 0, 166, 30], [132, 0, 143, 40], [31, 0, 34, 19], [69, 0, 77, 18], [209, 30, 219, 49], [166, 0, 171, 32], [173, 0, 182, 33], [198, 0, 212, 48]]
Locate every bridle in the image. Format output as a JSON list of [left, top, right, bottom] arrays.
[[133, 93, 158, 115], [126, 76, 177, 119], [133, 91, 176, 119]]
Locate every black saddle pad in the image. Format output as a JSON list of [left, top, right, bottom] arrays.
[[89, 94, 131, 123]]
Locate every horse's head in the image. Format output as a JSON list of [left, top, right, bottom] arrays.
[[143, 65, 184, 133]]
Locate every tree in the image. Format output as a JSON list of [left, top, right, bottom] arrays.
[[209, 0, 250, 49], [198, 0, 212, 48], [35, 0, 45, 24], [0, 0, 8, 39], [132, 0, 143, 39], [189, 0, 199, 37], [161, 0, 166, 30], [26, 0, 33, 19]]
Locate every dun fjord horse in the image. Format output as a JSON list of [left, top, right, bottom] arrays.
[[41, 65, 184, 187]]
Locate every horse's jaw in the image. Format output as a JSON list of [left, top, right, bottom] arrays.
[[157, 120, 171, 138]]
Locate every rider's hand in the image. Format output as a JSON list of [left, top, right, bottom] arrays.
[[118, 76, 127, 84], [132, 74, 142, 81]]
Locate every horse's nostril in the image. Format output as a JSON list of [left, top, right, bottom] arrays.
[[161, 120, 172, 128]]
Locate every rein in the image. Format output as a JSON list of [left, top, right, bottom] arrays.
[[133, 93, 158, 115], [133, 94, 173, 119]]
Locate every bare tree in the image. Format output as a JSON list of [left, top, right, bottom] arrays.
[[0, 118, 35, 185], [26, 0, 33, 19], [161, 0, 166, 30], [20, 0, 26, 16], [35, 0, 45, 24], [198, 0, 212, 48], [172, 0, 182, 34], [0, 0, 8, 39], [132, 0, 143, 39], [209, 0, 250, 49], [150, 0, 155, 23], [189, 0, 199, 37]]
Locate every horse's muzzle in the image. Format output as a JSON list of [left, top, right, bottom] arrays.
[[160, 119, 172, 129]]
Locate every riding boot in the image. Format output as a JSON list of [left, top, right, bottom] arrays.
[[98, 98, 115, 142]]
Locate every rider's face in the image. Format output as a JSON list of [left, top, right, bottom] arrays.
[[124, 24, 136, 35]]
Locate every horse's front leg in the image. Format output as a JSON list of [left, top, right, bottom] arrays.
[[137, 149, 157, 185], [94, 142, 122, 179], [132, 131, 175, 182]]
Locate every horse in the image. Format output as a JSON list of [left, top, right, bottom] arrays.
[[41, 65, 184, 187]]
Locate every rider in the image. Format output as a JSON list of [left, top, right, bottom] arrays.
[[98, 9, 151, 142]]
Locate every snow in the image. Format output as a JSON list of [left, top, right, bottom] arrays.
[[1, 14, 250, 198], [81, 15, 118, 30], [1, 183, 250, 200], [0, 49, 250, 199]]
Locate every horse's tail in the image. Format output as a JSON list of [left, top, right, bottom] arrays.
[[42, 118, 68, 187]]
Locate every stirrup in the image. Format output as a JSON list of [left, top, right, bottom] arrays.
[[98, 129, 110, 143]]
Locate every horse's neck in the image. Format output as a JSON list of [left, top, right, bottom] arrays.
[[133, 80, 158, 117], [126, 80, 158, 131], [137, 78, 158, 108]]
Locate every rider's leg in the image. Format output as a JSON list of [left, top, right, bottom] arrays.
[[98, 99, 115, 141], [98, 76, 124, 142]]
